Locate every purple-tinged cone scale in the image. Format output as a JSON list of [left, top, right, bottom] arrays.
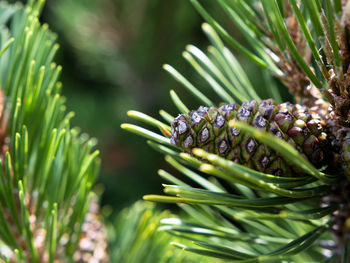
[[170, 100, 329, 177]]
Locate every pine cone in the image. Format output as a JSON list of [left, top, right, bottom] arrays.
[[326, 119, 350, 177], [74, 195, 110, 263], [171, 100, 329, 177]]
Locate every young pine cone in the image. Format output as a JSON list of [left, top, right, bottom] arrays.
[[170, 100, 329, 177]]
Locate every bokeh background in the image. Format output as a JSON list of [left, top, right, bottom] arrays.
[[42, 0, 206, 212], [16, 0, 288, 213]]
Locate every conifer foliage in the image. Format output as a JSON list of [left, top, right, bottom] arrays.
[[0, 1, 102, 262], [123, 0, 350, 262]]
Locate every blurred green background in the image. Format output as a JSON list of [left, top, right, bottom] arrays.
[[40, 0, 205, 212], [29, 0, 286, 212]]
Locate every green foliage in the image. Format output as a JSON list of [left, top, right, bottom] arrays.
[[108, 201, 221, 263], [0, 1, 100, 261], [123, 0, 349, 262]]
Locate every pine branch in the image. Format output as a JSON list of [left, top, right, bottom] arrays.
[[123, 0, 350, 261], [0, 1, 104, 261], [108, 201, 225, 262]]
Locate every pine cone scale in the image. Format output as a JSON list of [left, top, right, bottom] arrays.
[[171, 100, 329, 176]]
